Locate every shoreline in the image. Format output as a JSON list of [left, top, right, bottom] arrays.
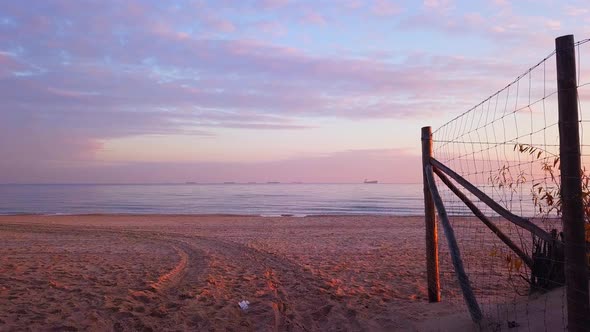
[[0, 212, 424, 218]]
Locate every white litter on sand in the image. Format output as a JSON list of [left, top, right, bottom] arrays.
[[238, 300, 250, 311]]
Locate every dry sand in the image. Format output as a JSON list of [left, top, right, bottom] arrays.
[[0, 215, 574, 331]]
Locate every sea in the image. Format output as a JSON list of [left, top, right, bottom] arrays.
[[0, 183, 426, 216]]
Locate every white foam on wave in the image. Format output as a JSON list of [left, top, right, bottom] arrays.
[[260, 214, 307, 218]]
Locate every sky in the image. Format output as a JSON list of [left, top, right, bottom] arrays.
[[1, 0, 589, 183]]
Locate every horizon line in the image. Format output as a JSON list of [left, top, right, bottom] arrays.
[[0, 182, 423, 185]]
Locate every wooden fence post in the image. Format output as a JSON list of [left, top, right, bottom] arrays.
[[425, 164, 483, 323], [422, 126, 440, 302], [556, 34, 590, 331]]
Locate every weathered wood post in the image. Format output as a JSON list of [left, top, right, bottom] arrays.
[[425, 164, 483, 323], [556, 34, 590, 331], [422, 126, 440, 302]]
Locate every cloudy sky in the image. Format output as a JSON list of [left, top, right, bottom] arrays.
[[1, 0, 588, 183]]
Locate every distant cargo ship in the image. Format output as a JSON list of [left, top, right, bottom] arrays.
[[185, 181, 196, 184], [267, 181, 280, 184], [364, 179, 378, 184]]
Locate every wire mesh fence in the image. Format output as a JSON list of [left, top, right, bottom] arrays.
[[577, 38, 590, 227], [425, 36, 590, 330]]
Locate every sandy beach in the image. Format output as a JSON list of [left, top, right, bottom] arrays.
[[0, 215, 571, 331]]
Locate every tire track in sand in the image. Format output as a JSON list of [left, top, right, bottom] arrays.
[[147, 245, 188, 292], [0, 223, 210, 331], [0, 223, 380, 330], [176, 235, 365, 331]]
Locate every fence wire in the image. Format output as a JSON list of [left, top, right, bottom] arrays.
[[429, 38, 590, 330]]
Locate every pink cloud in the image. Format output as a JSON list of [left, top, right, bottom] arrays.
[[258, 0, 291, 10], [565, 6, 589, 17], [464, 12, 484, 25], [423, 0, 453, 10], [491, 0, 510, 7], [371, 0, 402, 17], [0, 149, 422, 184], [199, 13, 236, 33], [343, 1, 364, 10], [301, 11, 327, 25], [0, 53, 22, 77], [397, 9, 569, 57], [47, 87, 100, 98], [252, 20, 288, 37], [544, 19, 561, 30]]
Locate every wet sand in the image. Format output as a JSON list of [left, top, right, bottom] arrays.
[[0, 215, 569, 331]]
